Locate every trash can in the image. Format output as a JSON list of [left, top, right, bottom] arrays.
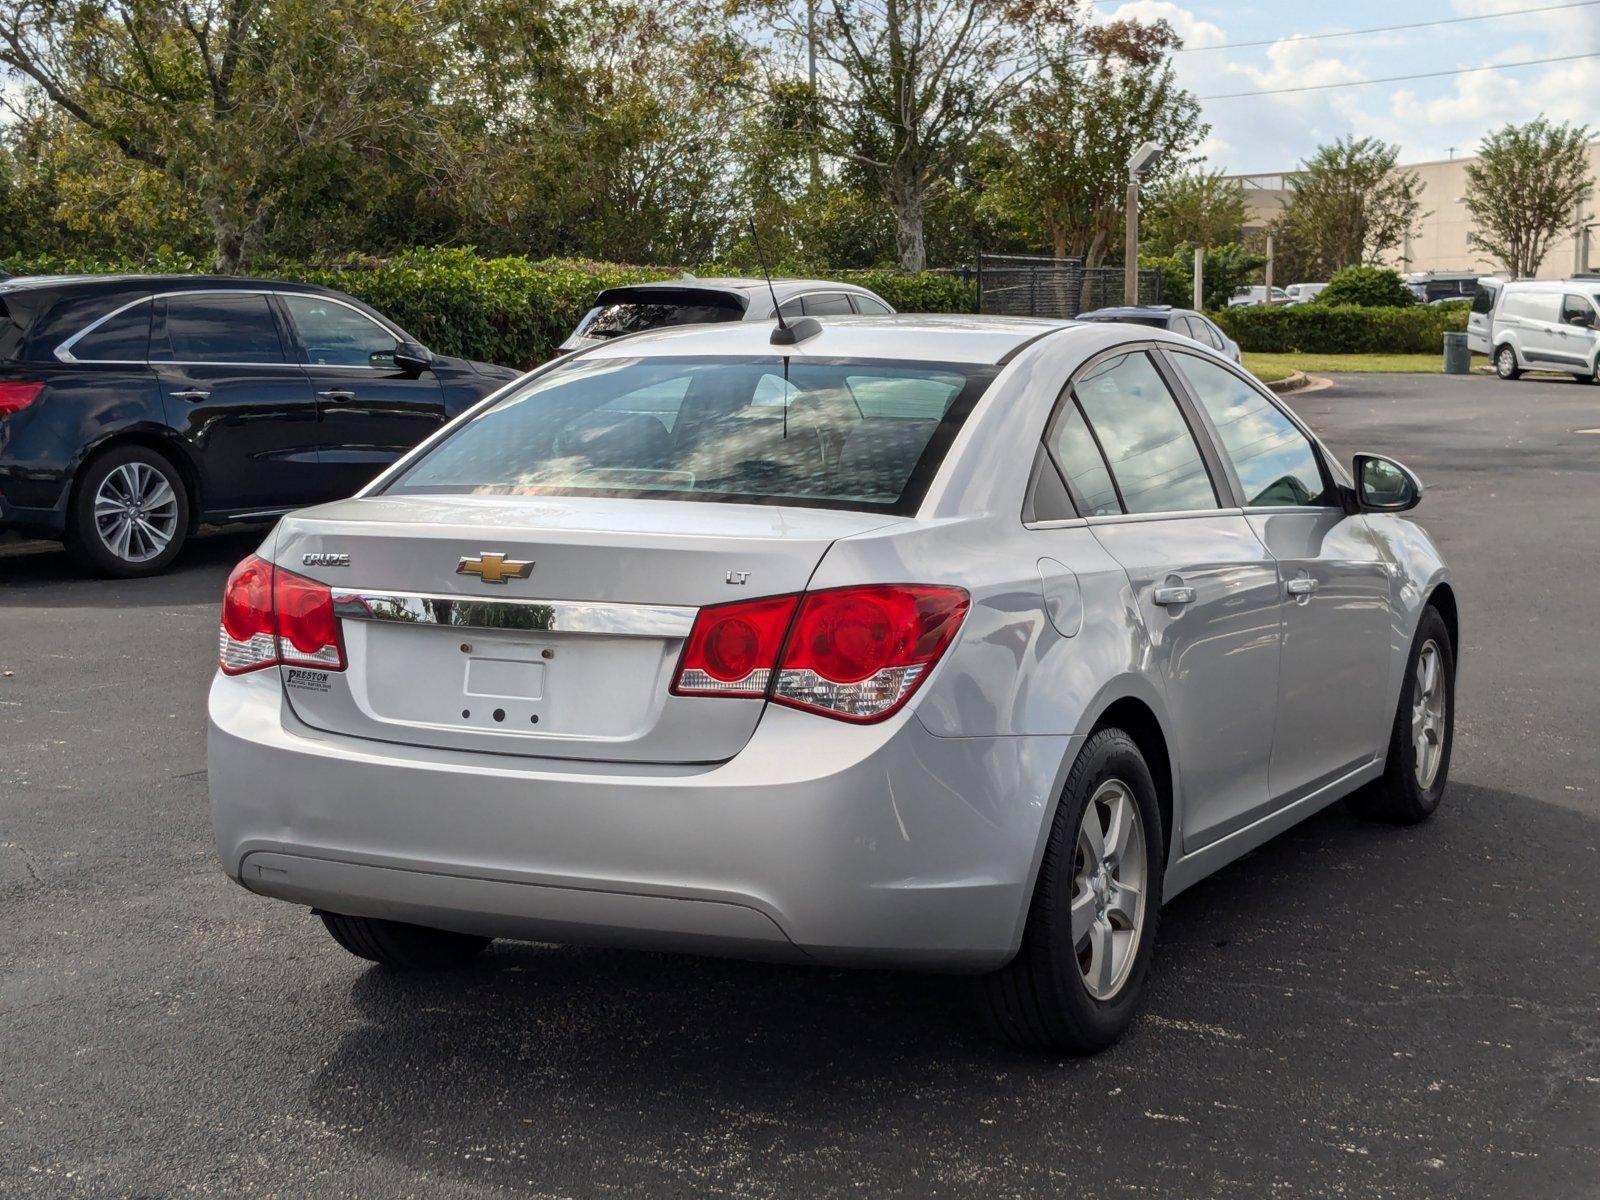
[[1442, 331, 1471, 375]]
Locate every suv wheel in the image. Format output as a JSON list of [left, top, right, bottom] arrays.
[[1494, 344, 1522, 380], [66, 445, 190, 577], [977, 728, 1164, 1054]]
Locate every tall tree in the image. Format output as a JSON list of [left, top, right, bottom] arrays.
[[1464, 117, 1595, 279], [0, 0, 450, 270], [1144, 167, 1245, 254], [1272, 136, 1425, 276], [746, 0, 1080, 271], [984, 19, 1205, 266]]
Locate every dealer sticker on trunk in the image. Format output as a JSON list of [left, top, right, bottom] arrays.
[[284, 668, 332, 694]]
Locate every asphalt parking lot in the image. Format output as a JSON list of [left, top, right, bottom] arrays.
[[3, 371, 1598, 1198]]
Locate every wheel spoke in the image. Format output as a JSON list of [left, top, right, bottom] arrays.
[[143, 477, 176, 510], [110, 516, 134, 559], [1079, 809, 1106, 864], [1086, 919, 1116, 995], [1103, 790, 1134, 864], [1071, 884, 1097, 945], [1106, 881, 1141, 928]]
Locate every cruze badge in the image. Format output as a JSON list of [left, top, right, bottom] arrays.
[[457, 552, 534, 584], [302, 552, 349, 568]]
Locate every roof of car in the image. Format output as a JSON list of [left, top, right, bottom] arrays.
[[0, 273, 343, 297], [609, 276, 884, 299], [1077, 305, 1188, 320], [579, 313, 1074, 365]]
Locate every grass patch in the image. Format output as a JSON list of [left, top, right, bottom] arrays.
[[1244, 352, 1445, 378]]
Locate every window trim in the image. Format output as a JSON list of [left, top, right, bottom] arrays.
[[1158, 345, 1341, 512], [54, 288, 413, 369], [1030, 340, 1229, 524]]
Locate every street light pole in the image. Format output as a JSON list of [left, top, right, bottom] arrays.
[[1125, 141, 1161, 307]]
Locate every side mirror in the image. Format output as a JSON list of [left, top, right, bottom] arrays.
[[1353, 453, 1423, 513], [392, 340, 434, 376]]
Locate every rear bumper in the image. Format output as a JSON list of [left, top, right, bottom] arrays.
[[209, 670, 1072, 971]]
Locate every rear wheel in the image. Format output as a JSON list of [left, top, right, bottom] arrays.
[[1494, 344, 1522, 380], [319, 912, 492, 969], [1347, 606, 1454, 825], [66, 445, 189, 577], [978, 728, 1163, 1054]]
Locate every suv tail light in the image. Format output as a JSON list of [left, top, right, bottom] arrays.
[[0, 381, 44, 415], [219, 554, 346, 675], [670, 584, 968, 723]]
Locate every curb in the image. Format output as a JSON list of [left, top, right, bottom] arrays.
[[1267, 371, 1309, 394]]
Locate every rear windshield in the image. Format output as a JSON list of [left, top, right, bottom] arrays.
[[1471, 282, 1499, 314], [385, 355, 997, 514], [574, 289, 745, 340]]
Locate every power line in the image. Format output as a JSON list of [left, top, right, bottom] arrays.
[[1177, 0, 1600, 54], [1199, 51, 1600, 100]]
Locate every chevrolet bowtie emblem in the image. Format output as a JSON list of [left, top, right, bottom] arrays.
[[456, 552, 534, 584]]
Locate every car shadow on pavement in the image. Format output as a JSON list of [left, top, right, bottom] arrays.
[[302, 783, 1598, 1198], [0, 528, 263, 606]]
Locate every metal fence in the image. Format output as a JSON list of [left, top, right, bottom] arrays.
[[976, 254, 1162, 319]]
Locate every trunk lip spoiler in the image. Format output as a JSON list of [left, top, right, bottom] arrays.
[[329, 588, 697, 639]]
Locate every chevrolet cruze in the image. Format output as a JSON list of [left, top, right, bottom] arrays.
[[208, 314, 1457, 1053]]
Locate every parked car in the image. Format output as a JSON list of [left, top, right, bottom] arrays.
[[1405, 271, 1485, 305], [0, 275, 521, 576], [1228, 285, 1290, 308], [558, 276, 895, 353], [1076, 304, 1241, 362], [1483, 279, 1600, 382], [1283, 282, 1327, 303], [209, 313, 1457, 1055]]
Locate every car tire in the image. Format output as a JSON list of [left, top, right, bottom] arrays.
[[319, 912, 493, 969], [977, 727, 1164, 1054], [1494, 344, 1522, 380], [66, 444, 190, 578], [1347, 606, 1455, 825]]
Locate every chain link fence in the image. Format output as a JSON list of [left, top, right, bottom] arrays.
[[976, 254, 1162, 319]]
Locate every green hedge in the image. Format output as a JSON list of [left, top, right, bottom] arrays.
[[0, 248, 975, 368], [1214, 303, 1468, 354]]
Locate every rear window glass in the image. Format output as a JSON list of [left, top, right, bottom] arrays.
[[385, 356, 995, 514], [1471, 282, 1499, 315], [575, 290, 745, 340], [153, 293, 286, 363], [71, 299, 152, 361]]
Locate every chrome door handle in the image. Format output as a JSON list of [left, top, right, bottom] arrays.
[[316, 389, 357, 403], [171, 389, 210, 402], [1286, 577, 1319, 598], [1152, 586, 1196, 607]]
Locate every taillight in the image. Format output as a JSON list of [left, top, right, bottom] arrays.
[[671, 593, 799, 697], [218, 554, 346, 675], [0, 381, 43, 415], [669, 583, 968, 723], [774, 585, 969, 722]]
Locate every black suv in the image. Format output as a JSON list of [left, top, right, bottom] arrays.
[[0, 276, 519, 575]]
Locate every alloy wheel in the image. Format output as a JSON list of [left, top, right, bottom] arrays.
[[94, 461, 180, 564], [1412, 639, 1448, 790], [1071, 779, 1148, 1001], [1496, 348, 1516, 378]]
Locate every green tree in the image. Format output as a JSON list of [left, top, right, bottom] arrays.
[[986, 19, 1206, 266], [745, 0, 1079, 272], [1144, 168, 1245, 255], [0, 0, 452, 270], [1142, 243, 1264, 311], [1316, 265, 1415, 308], [1273, 137, 1425, 276], [1464, 117, 1595, 279]]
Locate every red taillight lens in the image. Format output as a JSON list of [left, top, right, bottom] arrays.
[[0, 381, 44, 415], [672, 593, 799, 697], [218, 554, 346, 675], [669, 583, 968, 723], [774, 584, 969, 722]]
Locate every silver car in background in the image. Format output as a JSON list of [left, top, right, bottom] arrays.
[[209, 314, 1458, 1053], [558, 276, 895, 353]]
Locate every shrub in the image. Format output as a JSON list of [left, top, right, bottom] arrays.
[[1214, 303, 1466, 354], [0, 248, 975, 368], [1316, 265, 1416, 308]]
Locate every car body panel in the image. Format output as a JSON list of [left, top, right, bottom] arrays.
[[208, 316, 1455, 968], [1488, 280, 1600, 376]]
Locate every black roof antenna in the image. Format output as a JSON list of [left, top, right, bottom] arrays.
[[748, 217, 821, 346]]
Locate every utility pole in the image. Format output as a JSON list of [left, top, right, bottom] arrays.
[[1193, 246, 1204, 310], [1264, 233, 1275, 301], [1577, 198, 1590, 276], [806, 0, 820, 187], [1125, 141, 1161, 306]]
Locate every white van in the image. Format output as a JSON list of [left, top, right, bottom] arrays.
[[1484, 279, 1600, 382]]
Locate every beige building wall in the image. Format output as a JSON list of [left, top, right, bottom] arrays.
[[1229, 142, 1600, 281]]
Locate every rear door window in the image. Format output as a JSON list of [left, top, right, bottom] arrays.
[[386, 356, 995, 514], [802, 293, 855, 316], [70, 300, 152, 362], [1068, 351, 1218, 514], [153, 293, 287, 363]]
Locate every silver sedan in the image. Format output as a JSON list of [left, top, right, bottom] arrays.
[[208, 314, 1457, 1053]]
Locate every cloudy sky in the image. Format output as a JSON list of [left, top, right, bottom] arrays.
[[1094, 0, 1600, 174]]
